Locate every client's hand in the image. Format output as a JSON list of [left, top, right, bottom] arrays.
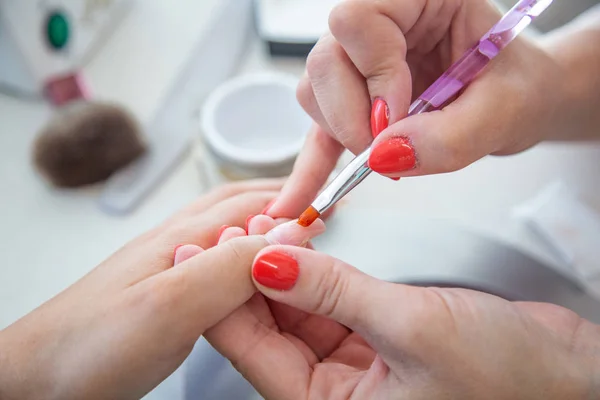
[[0, 179, 324, 400], [210, 245, 599, 399]]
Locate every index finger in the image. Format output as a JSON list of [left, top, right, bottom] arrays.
[[266, 124, 343, 219]]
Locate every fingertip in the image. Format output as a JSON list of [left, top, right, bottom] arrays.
[[260, 198, 277, 216], [218, 226, 247, 244], [174, 244, 205, 265], [264, 218, 326, 246], [247, 214, 277, 235], [245, 215, 256, 233]]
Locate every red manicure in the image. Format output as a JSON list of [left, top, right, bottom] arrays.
[[369, 137, 416, 174], [371, 98, 389, 138], [245, 215, 255, 233], [253, 251, 299, 291], [261, 199, 277, 215], [217, 225, 229, 240]]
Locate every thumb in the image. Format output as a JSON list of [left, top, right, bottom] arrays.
[[251, 245, 424, 339], [155, 219, 326, 332], [368, 75, 516, 178]]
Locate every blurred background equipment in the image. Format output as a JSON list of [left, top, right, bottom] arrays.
[[33, 101, 146, 187], [255, 0, 340, 57], [98, 0, 255, 214], [0, 0, 132, 100]]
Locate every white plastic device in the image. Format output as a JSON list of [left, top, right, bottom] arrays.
[[0, 0, 132, 96], [254, 0, 341, 56], [98, 0, 255, 214]]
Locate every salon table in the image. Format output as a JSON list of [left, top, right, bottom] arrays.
[[1, 1, 600, 399]]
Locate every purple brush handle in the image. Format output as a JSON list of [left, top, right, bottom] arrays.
[[408, 0, 553, 115]]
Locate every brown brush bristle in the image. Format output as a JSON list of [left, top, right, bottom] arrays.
[[298, 206, 320, 227]]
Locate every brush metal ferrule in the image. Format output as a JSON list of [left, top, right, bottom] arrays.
[[311, 148, 372, 214]]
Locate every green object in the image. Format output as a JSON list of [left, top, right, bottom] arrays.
[[46, 11, 70, 50]]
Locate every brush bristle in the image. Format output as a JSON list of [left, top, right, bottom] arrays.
[[298, 206, 320, 227]]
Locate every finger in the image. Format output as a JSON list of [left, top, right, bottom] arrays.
[[171, 178, 286, 220], [173, 244, 204, 265], [132, 191, 279, 284], [218, 227, 246, 244], [247, 215, 277, 236], [327, 0, 415, 127], [296, 72, 332, 134], [159, 190, 280, 250], [305, 33, 373, 154], [267, 301, 351, 360], [251, 246, 426, 343], [148, 220, 327, 331], [205, 297, 313, 400], [368, 66, 527, 178], [266, 124, 343, 218]]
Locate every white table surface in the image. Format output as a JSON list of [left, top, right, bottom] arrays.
[[2, 1, 600, 398]]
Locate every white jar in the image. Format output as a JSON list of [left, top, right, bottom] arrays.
[[198, 73, 311, 183]]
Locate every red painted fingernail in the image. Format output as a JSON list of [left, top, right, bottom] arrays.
[[371, 98, 389, 138], [245, 215, 255, 233], [261, 198, 277, 215], [368, 137, 416, 174], [217, 225, 229, 240], [253, 251, 299, 291]]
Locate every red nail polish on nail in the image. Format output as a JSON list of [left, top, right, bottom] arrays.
[[371, 98, 389, 138], [261, 199, 277, 215], [253, 252, 299, 291], [245, 215, 255, 233], [217, 225, 229, 240], [369, 137, 416, 174]]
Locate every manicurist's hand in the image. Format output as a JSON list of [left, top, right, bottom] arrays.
[[265, 0, 600, 218], [210, 245, 599, 399], [0, 179, 324, 400]]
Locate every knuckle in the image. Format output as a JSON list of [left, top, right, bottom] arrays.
[[305, 36, 344, 82], [313, 259, 350, 320], [305, 44, 331, 82], [296, 77, 317, 115], [328, 0, 370, 40]]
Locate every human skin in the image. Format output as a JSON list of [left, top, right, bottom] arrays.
[[0, 179, 324, 400], [201, 226, 600, 399], [264, 0, 600, 219]]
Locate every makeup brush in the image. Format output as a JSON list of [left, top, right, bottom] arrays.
[[298, 0, 553, 227], [33, 101, 147, 188]]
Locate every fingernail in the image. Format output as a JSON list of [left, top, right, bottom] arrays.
[[174, 244, 185, 254], [217, 225, 229, 240], [371, 98, 389, 138], [253, 251, 299, 291], [265, 219, 326, 246], [245, 215, 255, 233], [261, 199, 277, 215], [369, 137, 416, 174]]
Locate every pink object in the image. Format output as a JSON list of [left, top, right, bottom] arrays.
[[44, 72, 90, 106], [415, 0, 553, 112]]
